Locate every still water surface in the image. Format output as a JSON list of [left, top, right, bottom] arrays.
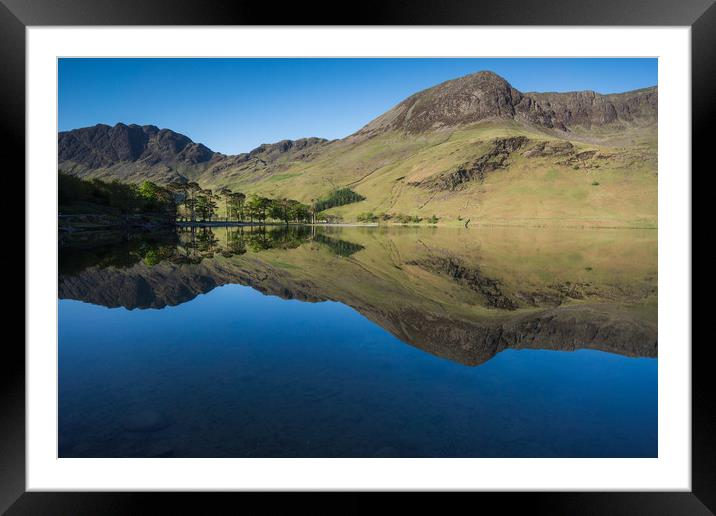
[[59, 225, 657, 457]]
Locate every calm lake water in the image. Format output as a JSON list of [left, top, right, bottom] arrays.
[[58, 225, 657, 457]]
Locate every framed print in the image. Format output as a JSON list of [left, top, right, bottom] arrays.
[[3, 0, 710, 513]]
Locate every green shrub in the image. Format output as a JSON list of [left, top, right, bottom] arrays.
[[357, 212, 378, 223], [393, 213, 420, 224]]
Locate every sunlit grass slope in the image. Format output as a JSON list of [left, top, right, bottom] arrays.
[[205, 121, 657, 228]]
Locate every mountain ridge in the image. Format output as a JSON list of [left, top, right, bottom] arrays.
[[59, 71, 657, 176], [58, 70, 658, 227], [58, 123, 215, 168], [356, 71, 656, 136]]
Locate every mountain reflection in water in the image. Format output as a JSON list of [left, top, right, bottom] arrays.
[[58, 225, 657, 458], [59, 225, 657, 367]]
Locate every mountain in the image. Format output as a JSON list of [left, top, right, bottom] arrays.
[[58, 123, 329, 185], [356, 71, 657, 136], [58, 123, 215, 167], [58, 123, 216, 184], [58, 71, 658, 227]]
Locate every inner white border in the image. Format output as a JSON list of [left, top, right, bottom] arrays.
[[27, 27, 691, 491]]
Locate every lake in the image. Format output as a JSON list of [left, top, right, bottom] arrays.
[[58, 225, 657, 457]]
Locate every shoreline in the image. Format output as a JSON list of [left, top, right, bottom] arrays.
[[59, 215, 657, 232], [176, 220, 657, 230], [177, 221, 379, 228]]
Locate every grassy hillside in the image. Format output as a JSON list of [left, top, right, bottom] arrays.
[[200, 121, 657, 228]]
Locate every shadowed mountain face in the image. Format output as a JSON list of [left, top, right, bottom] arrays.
[[58, 126, 329, 171], [58, 124, 329, 185], [58, 123, 216, 166], [58, 226, 657, 366]]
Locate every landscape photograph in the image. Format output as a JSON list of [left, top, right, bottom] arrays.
[[58, 58, 657, 458]]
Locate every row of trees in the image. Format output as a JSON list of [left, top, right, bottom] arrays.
[[166, 182, 313, 224], [61, 174, 441, 227], [59, 174, 356, 226]]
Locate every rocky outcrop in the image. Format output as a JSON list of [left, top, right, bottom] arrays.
[[357, 71, 657, 136], [522, 140, 574, 157], [410, 136, 529, 191], [523, 87, 658, 130]]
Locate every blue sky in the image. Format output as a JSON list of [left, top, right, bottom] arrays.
[[59, 58, 657, 155]]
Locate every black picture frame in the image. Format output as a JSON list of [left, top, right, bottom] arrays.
[[2, 0, 708, 513]]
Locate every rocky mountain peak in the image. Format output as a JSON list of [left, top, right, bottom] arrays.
[[358, 71, 522, 135], [357, 71, 657, 136], [58, 123, 216, 169]]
